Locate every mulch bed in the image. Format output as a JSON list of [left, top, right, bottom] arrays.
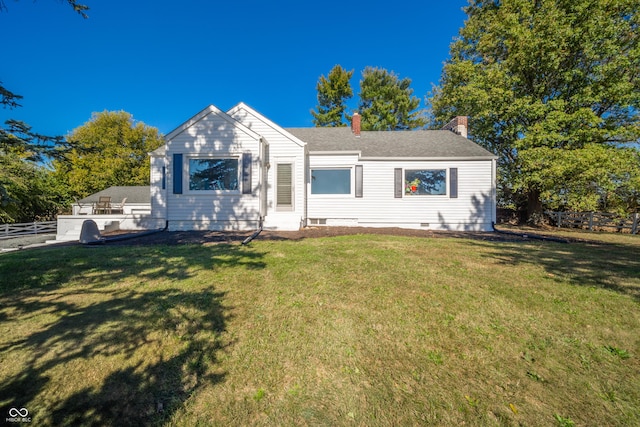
[[103, 226, 543, 246], [3, 226, 591, 252]]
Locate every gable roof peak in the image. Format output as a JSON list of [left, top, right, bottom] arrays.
[[164, 103, 261, 141], [227, 102, 306, 148]]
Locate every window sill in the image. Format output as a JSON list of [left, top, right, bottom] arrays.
[[403, 194, 449, 198], [183, 190, 243, 196]]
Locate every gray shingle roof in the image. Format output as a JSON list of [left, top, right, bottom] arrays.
[[286, 128, 496, 160], [78, 186, 150, 204]]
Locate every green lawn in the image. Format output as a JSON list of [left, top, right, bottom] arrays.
[[0, 231, 638, 426]]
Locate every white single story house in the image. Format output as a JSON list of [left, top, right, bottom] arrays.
[[149, 103, 497, 232]]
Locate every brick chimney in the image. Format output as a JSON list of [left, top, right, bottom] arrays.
[[442, 116, 468, 138], [351, 112, 361, 137]]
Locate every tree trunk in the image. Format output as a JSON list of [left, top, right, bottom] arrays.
[[526, 189, 543, 224]]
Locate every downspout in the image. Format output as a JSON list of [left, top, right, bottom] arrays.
[[164, 155, 169, 230], [102, 221, 169, 243], [492, 158, 497, 226], [303, 144, 309, 228], [242, 226, 263, 245], [243, 138, 267, 245], [260, 137, 269, 225], [83, 220, 169, 245]]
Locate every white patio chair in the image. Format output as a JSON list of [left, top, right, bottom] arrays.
[[111, 197, 127, 214]]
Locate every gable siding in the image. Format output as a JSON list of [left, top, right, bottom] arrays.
[[229, 108, 306, 230], [307, 155, 495, 231], [165, 112, 262, 230]]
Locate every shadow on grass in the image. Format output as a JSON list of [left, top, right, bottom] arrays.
[[470, 239, 640, 300], [0, 243, 265, 425]]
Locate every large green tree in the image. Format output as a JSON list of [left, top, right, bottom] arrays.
[[358, 67, 426, 131], [429, 0, 640, 219], [0, 120, 71, 222], [54, 111, 164, 198], [0, 150, 69, 223], [311, 65, 354, 127]]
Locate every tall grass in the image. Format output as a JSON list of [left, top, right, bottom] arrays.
[[0, 232, 638, 426]]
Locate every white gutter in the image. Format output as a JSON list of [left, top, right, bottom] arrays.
[[359, 156, 499, 161], [307, 151, 497, 162]]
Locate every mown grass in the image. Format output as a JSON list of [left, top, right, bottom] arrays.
[[0, 231, 638, 426]]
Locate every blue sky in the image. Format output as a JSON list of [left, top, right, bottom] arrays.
[[1, 0, 468, 137]]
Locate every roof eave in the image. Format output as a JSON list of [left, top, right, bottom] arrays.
[[164, 104, 262, 142], [148, 146, 166, 157], [308, 150, 362, 156], [360, 156, 498, 161], [307, 152, 498, 161], [228, 103, 307, 148]]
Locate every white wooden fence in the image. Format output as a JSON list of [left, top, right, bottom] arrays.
[[0, 221, 58, 240], [545, 211, 639, 234]]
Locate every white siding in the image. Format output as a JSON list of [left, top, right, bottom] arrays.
[[229, 106, 306, 230], [150, 155, 166, 220], [307, 155, 495, 231], [154, 104, 496, 232], [165, 110, 262, 231]]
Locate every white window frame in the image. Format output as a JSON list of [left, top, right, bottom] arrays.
[[309, 167, 353, 197], [403, 168, 448, 197], [275, 162, 295, 211], [185, 155, 241, 195]]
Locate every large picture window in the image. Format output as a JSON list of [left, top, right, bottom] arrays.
[[311, 168, 351, 194], [189, 158, 239, 191], [404, 169, 446, 195]]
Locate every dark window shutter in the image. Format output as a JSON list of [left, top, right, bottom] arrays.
[[173, 154, 183, 194], [450, 167, 458, 198], [242, 153, 252, 194], [355, 165, 363, 198], [394, 168, 403, 198], [161, 166, 166, 190]]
